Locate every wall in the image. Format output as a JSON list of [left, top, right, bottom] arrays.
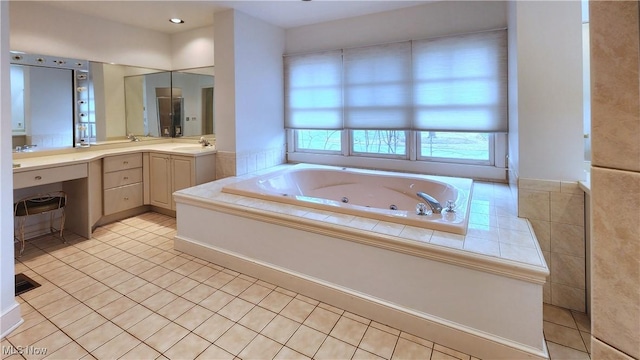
[[509, 1, 587, 312], [285, 1, 506, 54], [1, 0, 22, 338], [171, 25, 215, 70], [9, 2, 172, 70], [589, 2, 640, 359], [214, 10, 286, 179]]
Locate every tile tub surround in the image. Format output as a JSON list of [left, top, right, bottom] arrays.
[[174, 165, 550, 359], [518, 178, 586, 312], [216, 146, 286, 180]]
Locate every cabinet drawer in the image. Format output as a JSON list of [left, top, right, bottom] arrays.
[[14, 163, 88, 189], [103, 153, 142, 173], [103, 183, 143, 215], [103, 168, 142, 190]]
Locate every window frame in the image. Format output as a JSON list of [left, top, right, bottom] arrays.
[[349, 130, 410, 160], [416, 132, 495, 166]]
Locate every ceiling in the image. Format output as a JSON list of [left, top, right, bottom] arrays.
[[42, 1, 429, 34]]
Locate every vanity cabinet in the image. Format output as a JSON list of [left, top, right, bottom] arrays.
[[103, 153, 144, 215], [148, 152, 215, 210]]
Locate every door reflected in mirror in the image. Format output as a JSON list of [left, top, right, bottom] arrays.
[[171, 67, 215, 138]]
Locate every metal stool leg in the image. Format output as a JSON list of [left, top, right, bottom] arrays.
[[17, 216, 26, 257]]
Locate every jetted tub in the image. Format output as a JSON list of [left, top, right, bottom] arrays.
[[221, 164, 473, 235]]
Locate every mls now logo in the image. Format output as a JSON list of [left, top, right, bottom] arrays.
[[2, 345, 48, 356]]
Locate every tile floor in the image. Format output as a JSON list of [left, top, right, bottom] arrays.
[[4, 212, 590, 360]]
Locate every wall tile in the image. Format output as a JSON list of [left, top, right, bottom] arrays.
[[550, 222, 585, 257], [551, 283, 585, 312], [591, 167, 640, 359], [560, 181, 583, 194], [591, 337, 635, 360], [590, 1, 640, 172], [519, 178, 561, 192], [550, 252, 585, 289], [518, 190, 550, 221], [550, 192, 584, 226], [530, 220, 551, 251]]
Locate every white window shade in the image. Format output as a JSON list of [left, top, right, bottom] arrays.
[[284, 51, 343, 130], [343, 42, 412, 130], [413, 30, 507, 132]]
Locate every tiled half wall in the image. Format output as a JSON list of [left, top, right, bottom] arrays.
[[518, 178, 586, 312], [216, 146, 286, 179]]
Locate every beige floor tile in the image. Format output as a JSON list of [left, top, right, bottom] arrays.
[[187, 265, 220, 283], [571, 311, 591, 333], [317, 302, 345, 316], [96, 296, 138, 319], [214, 324, 257, 356], [218, 298, 255, 322], [342, 311, 369, 325], [28, 330, 73, 359], [238, 284, 272, 304], [204, 271, 235, 289], [544, 303, 577, 329], [84, 289, 122, 310], [546, 341, 590, 360], [166, 276, 200, 296], [157, 297, 196, 321], [101, 270, 134, 288], [433, 344, 471, 360], [280, 298, 315, 323], [286, 325, 327, 358], [303, 306, 341, 334], [295, 294, 320, 307], [220, 277, 253, 296], [112, 276, 148, 295], [238, 306, 277, 333], [238, 334, 283, 360], [315, 336, 357, 360], [61, 311, 106, 339], [127, 282, 163, 303], [9, 310, 47, 336], [153, 271, 185, 289], [43, 340, 90, 359], [145, 322, 190, 353], [199, 290, 235, 312], [391, 338, 432, 360], [128, 313, 171, 341], [399, 332, 433, 349], [173, 260, 204, 276], [261, 314, 301, 344], [193, 313, 235, 343], [359, 327, 399, 359], [119, 342, 161, 360], [49, 303, 93, 328], [259, 291, 293, 313], [164, 333, 211, 360], [141, 290, 178, 312], [138, 265, 172, 282], [8, 320, 58, 347], [431, 350, 461, 360], [273, 346, 311, 360], [182, 283, 217, 304], [174, 305, 215, 331], [544, 321, 587, 352], [580, 331, 591, 354], [91, 332, 141, 359], [76, 321, 123, 352], [330, 316, 368, 347], [27, 288, 67, 309], [196, 344, 235, 360], [352, 348, 385, 360], [112, 304, 155, 330]]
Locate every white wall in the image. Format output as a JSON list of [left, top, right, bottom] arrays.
[[213, 10, 236, 152], [9, 1, 172, 70], [172, 25, 215, 70], [233, 11, 285, 155], [285, 1, 507, 54], [511, 1, 584, 181], [1, 0, 22, 338]]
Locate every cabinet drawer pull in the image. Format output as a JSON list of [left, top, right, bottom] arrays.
[[124, 197, 129, 201], [35, 176, 42, 180], [123, 161, 129, 165], [123, 176, 129, 180]]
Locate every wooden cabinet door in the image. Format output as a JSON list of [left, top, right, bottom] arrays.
[[149, 153, 172, 209], [171, 156, 194, 209]]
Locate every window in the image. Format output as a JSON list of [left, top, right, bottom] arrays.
[[418, 132, 492, 163], [351, 130, 407, 157], [295, 129, 341, 153]]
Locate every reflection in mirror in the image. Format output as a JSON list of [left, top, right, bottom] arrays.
[[9, 52, 87, 150], [171, 67, 215, 137], [91, 63, 170, 141]]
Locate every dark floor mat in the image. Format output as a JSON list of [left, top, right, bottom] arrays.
[[15, 273, 40, 296]]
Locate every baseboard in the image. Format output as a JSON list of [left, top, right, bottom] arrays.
[[175, 236, 549, 360], [0, 302, 23, 339]]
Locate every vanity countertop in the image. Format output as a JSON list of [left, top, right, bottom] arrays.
[[12, 142, 216, 173]]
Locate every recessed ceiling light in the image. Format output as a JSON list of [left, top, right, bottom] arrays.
[[170, 18, 185, 24]]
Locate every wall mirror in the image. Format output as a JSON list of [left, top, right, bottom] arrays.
[[170, 67, 215, 138]]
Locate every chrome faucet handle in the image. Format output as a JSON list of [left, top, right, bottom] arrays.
[[416, 203, 432, 216], [445, 200, 456, 213]]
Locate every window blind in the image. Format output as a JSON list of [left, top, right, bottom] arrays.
[[284, 50, 343, 130], [343, 41, 412, 130], [412, 29, 508, 132]]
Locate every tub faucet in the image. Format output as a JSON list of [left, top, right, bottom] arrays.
[[416, 192, 443, 214]]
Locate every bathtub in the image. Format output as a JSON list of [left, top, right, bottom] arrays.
[[221, 164, 473, 235]]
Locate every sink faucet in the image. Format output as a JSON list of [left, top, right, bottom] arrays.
[[128, 133, 140, 142], [416, 192, 443, 214], [198, 137, 211, 147], [14, 144, 37, 152]]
